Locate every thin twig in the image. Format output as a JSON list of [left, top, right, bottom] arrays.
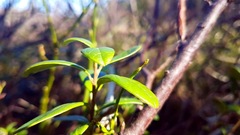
[[143, 57, 173, 89], [177, 0, 188, 41]]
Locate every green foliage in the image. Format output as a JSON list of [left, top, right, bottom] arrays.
[[70, 124, 89, 135], [15, 38, 159, 134], [0, 123, 28, 135], [14, 102, 85, 133], [99, 98, 143, 111], [98, 74, 159, 108], [63, 37, 93, 48], [81, 47, 115, 66], [110, 46, 141, 64], [23, 60, 88, 77]]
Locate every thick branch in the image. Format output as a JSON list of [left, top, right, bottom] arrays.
[[123, 0, 229, 134]]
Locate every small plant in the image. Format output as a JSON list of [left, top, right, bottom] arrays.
[[13, 37, 159, 134]]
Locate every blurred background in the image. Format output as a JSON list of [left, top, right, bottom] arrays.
[[0, 0, 239, 134]]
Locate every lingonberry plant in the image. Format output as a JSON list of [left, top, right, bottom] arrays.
[[13, 37, 159, 134]]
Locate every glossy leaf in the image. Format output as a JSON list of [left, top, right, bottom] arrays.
[[53, 115, 89, 123], [63, 37, 93, 48], [23, 60, 88, 77], [98, 74, 159, 108], [99, 98, 143, 112], [81, 47, 115, 66], [70, 124, 89, 135], [110, 46, 141, 63], [14, 102, 85, 133]]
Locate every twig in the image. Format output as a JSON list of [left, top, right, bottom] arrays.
[[228, 119, 240, 135], [177, 0, 187, 41], [143, 57, 173, 89], [122, 0, 229, 134]]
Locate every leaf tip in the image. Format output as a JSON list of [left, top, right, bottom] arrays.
[[151, 101, 160, 108]]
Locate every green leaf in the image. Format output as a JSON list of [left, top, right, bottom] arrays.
[[0, 128, 8, 135], [110, 46, 141, 63], [81, 47, 115, 66], [98, 74, 159, 108], [230, 66, 240, 80], [63, 37, 93, 48], [129, 59, 149, 79], [70, 124, 89, 135], [79, 70, 93, 91], [23, 60, 88, 77], [98, 123, 113, 134], [228, 104, 240, 115], [99, 98, 143, 112], [14, 102, 85, 133]]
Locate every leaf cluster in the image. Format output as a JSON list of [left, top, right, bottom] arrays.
[[14, 38, 159, 134]]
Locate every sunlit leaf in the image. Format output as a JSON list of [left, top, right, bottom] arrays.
[[81, 47, 115, 66], [63, 37, 93, 48], [14, 102, 85, 133], [98, 74, 159, 108], [70, 124, 89, 135], [110, 46, 141, 63], [99, 98, 143, 112], [23, 60, 88, 77], [0, 128, 7, 135]]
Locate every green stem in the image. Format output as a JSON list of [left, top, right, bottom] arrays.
[[40, 0, 59, 114], [39, 0, 59, 133], [83, 1, 98, 112], [88, 62, 103, 134], [40, 68, 55, 114], [86, 2, 100, 133], [90, 85, 97, 122], [59, 3, 91, 41], [90, 2, 98, 47]]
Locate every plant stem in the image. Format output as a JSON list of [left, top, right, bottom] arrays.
[[90, 85, 97, 122], [88, 62, 103, 133], [40, 68, 55, 114], [83, 1, 98, 112], [39, 0, 59, 134], [40, 0, 59, 114], [91, 2, 98, 47]]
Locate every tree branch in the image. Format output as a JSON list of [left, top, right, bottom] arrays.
[[122, 0, 229, 134]]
